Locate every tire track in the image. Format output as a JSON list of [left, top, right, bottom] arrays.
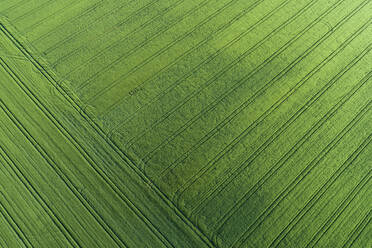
[[143, 0, 361, 168], [0, 55, 171, 247], [120, 0, 328, 150], [1, 24, 207, 248], [53, 0, 181, 75], [189, 37, 372, 218], [0, 144, 79, 248], [47, 0, 158, 68], [30, 0, 106, 43], [25, 0, 106, 38], [79, 0, 236, 95], [0, 0, 27, 14], [106, 0, 287, 133], [12, 0, 69, 23], [232, 100, 371, 247], [0, 97, 126, 247], [212, 61, 371, 244], [85, 0, 261, 105], [74, 0, 209, 91], [172, 8, 371, 207], [0, 22, 216, 248], [341, 209, 372, 248], [18, 0, 97, 33], [270, 127, 372, 247], [0, 192, 33, 248], [305, 164, 372, 247], [43, 0, 156, 56]]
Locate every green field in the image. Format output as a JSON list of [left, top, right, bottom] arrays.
[[0, 0, 371, 247]]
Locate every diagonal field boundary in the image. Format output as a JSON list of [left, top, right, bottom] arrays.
[[0, 19, 216, 248]]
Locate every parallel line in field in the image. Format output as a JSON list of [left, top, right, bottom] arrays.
[[58, 0, 189, 82], [212, 51, 371, 243], [201, 56, 372, 236], [154, 0, 364, 181], [201, 54, 372, 242], [0, 0, 28, 14], [18, 0, 94, 33], [171, 0, 369, 204], [42, 0, 155, 56], [0, 52, 150, 246], [120, 0, 326, 149], [12, 0, 63, 23], [78, 0, 229, 93], [0, 192, 33, 248], [123, 0, 325, 155], [0, 143, 78, 247], [305, 162, 372, 247], [0, 73, 126, 247], [2, 0, 50, 21], [47, 0, 159, 67], [1, 26, 205, 248], [341, 209, 372, 248], [24, 0, 105, 37], [0, 53, 28, 60], [0, 23, 215, 248], [99, 0, 322, 118], [0, 57, 167, 248], [188, 24, 372, 218], [143, 0, 358, 166], [30, 0, 106, 44], [107, 0, 285, 132], [233, 100, 372, 247], [85, 0, 254, 105], [270, 125, 372, 247]]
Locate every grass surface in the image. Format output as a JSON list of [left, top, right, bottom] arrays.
[[0, 0, 371, 247]]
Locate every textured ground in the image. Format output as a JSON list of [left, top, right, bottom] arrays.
[[0, 0, 371, 247]]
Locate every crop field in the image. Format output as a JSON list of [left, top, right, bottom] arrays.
[[0, 0, 371, 247], [0, 24, 213, 247]]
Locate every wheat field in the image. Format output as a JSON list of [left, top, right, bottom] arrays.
[[0, 0, 371, 247]]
